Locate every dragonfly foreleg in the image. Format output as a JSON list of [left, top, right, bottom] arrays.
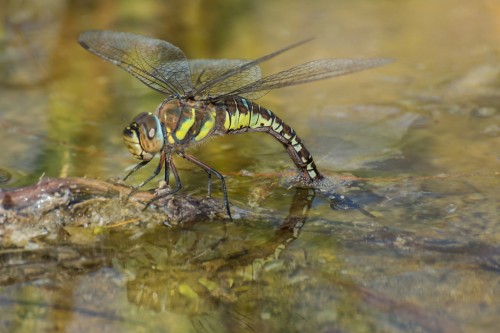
[[125, 151, 166, 203], [143, 151, 182, 210], [123, 160, 150, 181], [137, 150, 166, 189], [178, 152, 232, 220]]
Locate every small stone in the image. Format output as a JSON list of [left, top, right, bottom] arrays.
[[471, 107, 497, 118], [445, 203, 458, 214], [483, 124, 500, 136]]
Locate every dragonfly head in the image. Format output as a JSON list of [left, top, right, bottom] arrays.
[[123, 112, 164, 161]]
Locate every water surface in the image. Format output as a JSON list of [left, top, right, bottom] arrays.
[[0, 0, 499, 332]]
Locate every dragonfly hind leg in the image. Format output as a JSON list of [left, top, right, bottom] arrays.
[[178, 152, 232, 220]]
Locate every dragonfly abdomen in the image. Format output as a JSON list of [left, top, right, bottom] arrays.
[[221, 98, 323, 182]]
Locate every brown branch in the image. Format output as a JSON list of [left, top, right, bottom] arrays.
[[0, 177, 233, 246]]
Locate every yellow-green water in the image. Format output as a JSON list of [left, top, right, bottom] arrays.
[[1, 0, 499, 332]]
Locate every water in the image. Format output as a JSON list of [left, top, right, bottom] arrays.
[[0, 0, 499, 332]]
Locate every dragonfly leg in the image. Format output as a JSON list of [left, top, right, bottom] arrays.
[[143, 151, 182, 210], [206, 171, 212, 197], [123, 160, 150, 181], [178, 152, 232, 220], [125, 151, 166, 203], [164, 157, 170, 186]]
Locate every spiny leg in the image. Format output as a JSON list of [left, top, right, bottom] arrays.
[[143, 151, 182, 210], [125, 151, 166, 202], [123, 160, 150, 181], [178, 152, 232, 220], [206, 171, 212, 197], [164, 157, 170, 186]]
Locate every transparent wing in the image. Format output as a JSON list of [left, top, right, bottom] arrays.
[[78, 30, 192, 96], [78, 31, 392, 101], [225, 58, 393, 97], [188, 59, 261, 98], [190, 38, 314, 98]]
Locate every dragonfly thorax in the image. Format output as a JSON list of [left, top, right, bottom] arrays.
[[123, 112, 164, 161], [157, 98, 218, 146]]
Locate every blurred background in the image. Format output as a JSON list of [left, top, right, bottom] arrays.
[[2, 0, 498, 187], [1, 1, 499, 332]]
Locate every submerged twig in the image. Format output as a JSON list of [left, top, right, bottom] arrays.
[[0, 177, 234, 246]]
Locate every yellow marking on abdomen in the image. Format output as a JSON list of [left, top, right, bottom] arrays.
[[249, 112, 261, 128], [237, 111, 251, 128], [272, 119, 283, 132], [257, 112, 273, 127], [307, 168, 317, 179], [224, 106, 239, 131]]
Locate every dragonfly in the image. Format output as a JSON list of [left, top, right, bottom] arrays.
[[78, 30, 391, 219]]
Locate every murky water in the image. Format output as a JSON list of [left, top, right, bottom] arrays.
[[1, 0, 499, 332]]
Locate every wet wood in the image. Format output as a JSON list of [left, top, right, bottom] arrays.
[[0, 177, 230, 246]]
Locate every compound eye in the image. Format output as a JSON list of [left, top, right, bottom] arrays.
[[135, 113, 164, 153]]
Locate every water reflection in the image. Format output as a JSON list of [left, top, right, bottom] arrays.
[[4, 181, 496, 332], [1, 0, 66, 86], [0, 188, 315, 331], [126, 189, 313, 317], [1, 0, 500, 332], [0, 169, 12, 184]]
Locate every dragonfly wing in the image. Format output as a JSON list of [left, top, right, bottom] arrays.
[[190, 38, 314, 98], [78, 30, 193, 96], [189, 59, 261, 98], [227, 58, 393, 97]]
